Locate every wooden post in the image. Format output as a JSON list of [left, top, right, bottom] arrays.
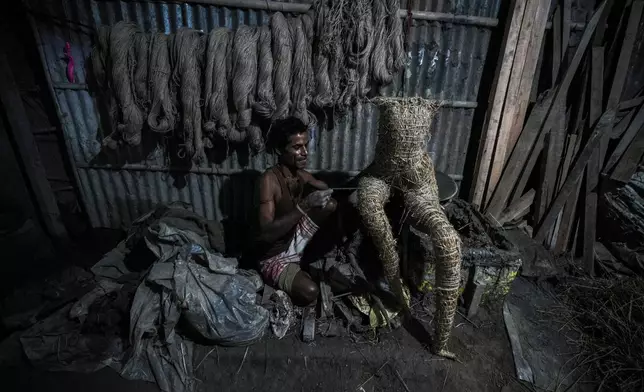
[[0, 52, 67, 240], [471, 0, 528, 209], [484, 0, 548, 206]]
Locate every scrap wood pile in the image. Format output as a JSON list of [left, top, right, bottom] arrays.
[[472, 0, 644, 274], [553, 276, 644, 391], [90, 0, 405, 162]]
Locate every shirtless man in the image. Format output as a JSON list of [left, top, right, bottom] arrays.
[[255, 119, 336, 306]]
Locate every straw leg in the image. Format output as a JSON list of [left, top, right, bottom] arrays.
[[405, 183, 461, 360], [356, 175, 400, 283]]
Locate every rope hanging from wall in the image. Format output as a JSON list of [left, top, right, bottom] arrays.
[[89, 0, 406, 162]]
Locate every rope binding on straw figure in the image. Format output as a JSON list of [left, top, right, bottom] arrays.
[[356, 98, 462, 359]]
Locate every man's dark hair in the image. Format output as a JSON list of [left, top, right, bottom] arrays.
[[269, 118, 308, 152]]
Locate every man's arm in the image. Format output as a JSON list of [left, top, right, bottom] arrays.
[[256, 171, 304, 244], [298, 170, 329, 190]]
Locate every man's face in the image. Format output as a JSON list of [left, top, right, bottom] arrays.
[[280, 131, 309, 169]]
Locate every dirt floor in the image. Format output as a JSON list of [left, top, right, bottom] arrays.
[[1, 274, 591, 392]]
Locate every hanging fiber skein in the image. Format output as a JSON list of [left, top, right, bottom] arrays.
[[107, 22, 144, 147], [170, 28, 204, 162], [271, 12, 293, 121], [254, 25, 276, 120], [147, 33, 176, 134], [204, 28, 233, 141], [231, 25, 259, 145], [133, 32, 150, 111], [289, 16, 313, 126]]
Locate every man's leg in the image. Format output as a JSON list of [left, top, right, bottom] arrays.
[[277, 263, 319, 306]]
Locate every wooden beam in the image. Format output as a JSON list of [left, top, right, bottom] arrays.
[[0, 52, 67, 240], [611, 107, 637, 139], [506, 0, 552, 155], [471, 0, 528, 209], [486, 0, 549, 201], [618, 96, 644, 111], [500, 189, 536, 224], [552, 4, 562, 83], [606, 1, 644, 110], [604, 104, 644, 172], [562, 0, 571, 59], [582, 192, 598, 275], [611, 126, 644, 182], [534, 110, 616, 242], [530, 38, 547, 103], [487, 90, 554, 217], [588, 46, 605, 192], [486, 1, 608, 219]]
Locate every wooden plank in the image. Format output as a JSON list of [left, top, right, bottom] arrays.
[[582, 191, 598, 275], [530, 38, 547, 103], [618, 96, 644, 111], [611, 126, 644, 182], [534, 133, 553, 222], [593, 0, 613, 45], [534, 110, 616, 242], [500, 189, 536, 224], [606, 1, 644, 110], [604, 104, 644, 172], [0, 51, 67, 240], [554, 179, 582, 253], [562, 0, 571, 59], [506, 0, 552, 155], [557, 134, 578, 190], [588, 46, 605, 192], [611, 107, 637, 139], [552, 4, 562, 84], [487, 1, 608, 219], [487, 90, 554, 217], [485, 0, 543, 205], [471, 0, 528, 208], [511, 130, 546, 205]]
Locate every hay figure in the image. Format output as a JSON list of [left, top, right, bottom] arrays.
[[356, 98, 461, 359]]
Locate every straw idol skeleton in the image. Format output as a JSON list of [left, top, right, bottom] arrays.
[[357, 98, 461, 358]]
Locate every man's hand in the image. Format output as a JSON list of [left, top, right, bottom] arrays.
[[300, 189, 333, 211]]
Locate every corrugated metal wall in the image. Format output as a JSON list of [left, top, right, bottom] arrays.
[[27, 0, 501, 233]]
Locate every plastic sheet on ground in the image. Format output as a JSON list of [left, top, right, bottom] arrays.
[[18, 203, 269, 392]]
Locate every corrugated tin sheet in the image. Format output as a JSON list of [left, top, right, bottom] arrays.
[[29, 0, 500, 230]]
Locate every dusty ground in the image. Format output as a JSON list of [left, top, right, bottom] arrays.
[[2, 276, 588, 392]]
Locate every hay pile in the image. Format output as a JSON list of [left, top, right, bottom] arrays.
[[90, 0, 406, 162], [555, 277, 644, 391], [356, 98, 461, 359]]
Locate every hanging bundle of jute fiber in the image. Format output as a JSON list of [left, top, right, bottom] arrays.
[[355, 0, 374, 98], [370, 0, 393, 85], [271, 12, 293, 121], [254, 25, 276, 119], [147, 33, 176, 134], [204, 28, 233, 140], [386, 0, 406, 73], [106, 21, 144, 147], [170, 28, 204, 161], [91, 25, 110, 90], [356, 98, 460, 359], [311, 1, 333, 108], [133, 32, 149, 110], [232, 25, 259, 138], [289, 16, 313, 125]]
